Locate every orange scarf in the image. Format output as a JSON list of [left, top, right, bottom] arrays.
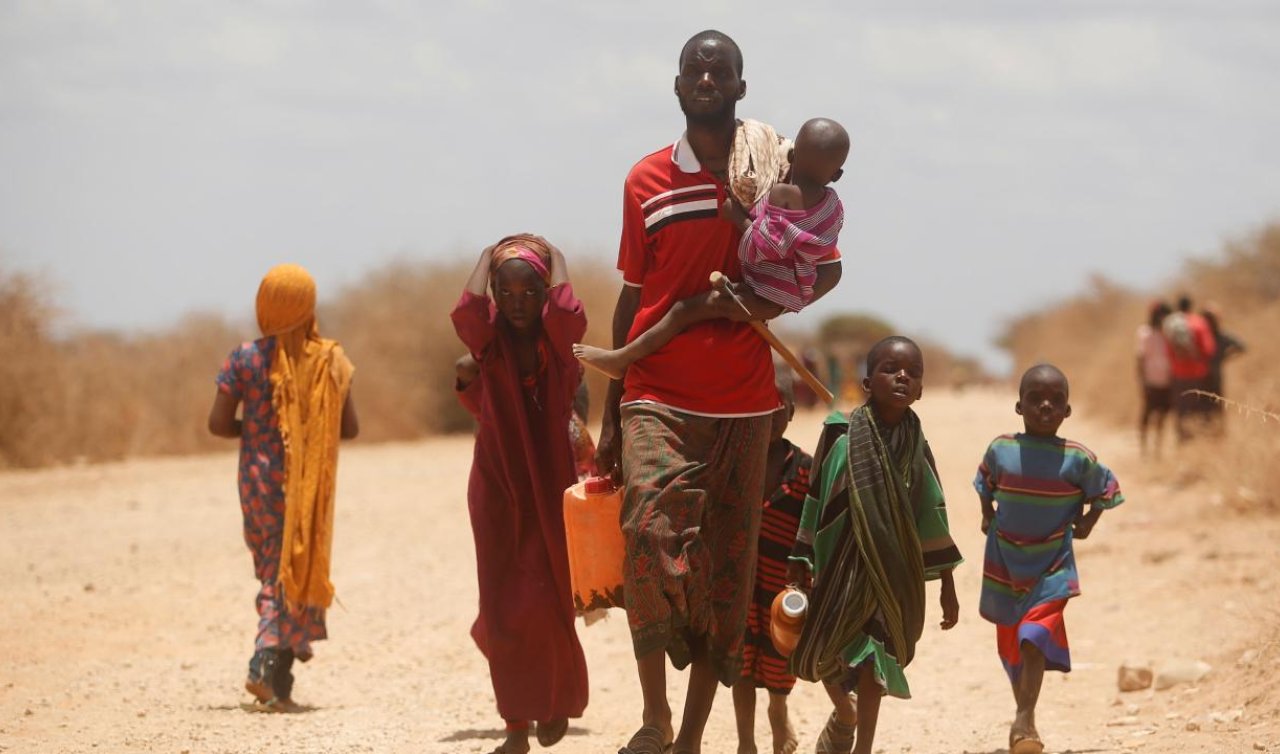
[[256, 265, 355, 613]]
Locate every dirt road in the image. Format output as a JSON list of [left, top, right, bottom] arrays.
[[2, 389, 1277, 753]]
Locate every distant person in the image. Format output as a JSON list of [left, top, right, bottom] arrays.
[[789, 337, 962, 754], [733, 366, 811, 754], [574, 116, 848, 380], [975, 364, 1124, 754], [450, 235, 589, 754], [207, 263, 359, 713], [1162, 294, 1216, 441], [1135, 300, 1173, 456], [1200, 302, 1246, 429]]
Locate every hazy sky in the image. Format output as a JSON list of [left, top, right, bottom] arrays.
[[3, 0, 1278, 368]]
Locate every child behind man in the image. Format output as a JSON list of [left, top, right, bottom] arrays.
[[975, 364, 1124, 754], [733, 365, 812, 754], [788, 336, 961, 754], [574, 117, 848, 379]]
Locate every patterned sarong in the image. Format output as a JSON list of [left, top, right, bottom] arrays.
[[620, 403, 771, 686]]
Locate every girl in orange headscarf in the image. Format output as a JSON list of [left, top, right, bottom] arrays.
[[208, 263, 359, 712], [452, 235, 589, 753]]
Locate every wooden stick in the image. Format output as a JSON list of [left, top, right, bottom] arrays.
[[710, 272, 835, 404]]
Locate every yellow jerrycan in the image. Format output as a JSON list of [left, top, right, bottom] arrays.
[[563, 476, 626, 613]]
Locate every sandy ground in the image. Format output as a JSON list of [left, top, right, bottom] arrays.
[[2, 388, 1279, 754]]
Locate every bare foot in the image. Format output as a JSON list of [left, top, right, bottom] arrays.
[[573, 343, 627, 380], [766, 703, 797, 754]]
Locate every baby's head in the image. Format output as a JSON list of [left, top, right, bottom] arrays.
[[862, 336, 924, 420], [1016, 363, 1071, 437], [791, 118, 850, 187]]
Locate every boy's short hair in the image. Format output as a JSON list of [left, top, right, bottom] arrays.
[[865, 335, 921, 375], [1019, 363, 1069, 397]]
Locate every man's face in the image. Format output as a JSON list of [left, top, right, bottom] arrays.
[[674, 39, 744, 124]]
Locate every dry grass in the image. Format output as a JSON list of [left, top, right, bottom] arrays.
[[0, 250, 986, 469], [998, 221, 1280, 512], [0, 256, 622, 468]]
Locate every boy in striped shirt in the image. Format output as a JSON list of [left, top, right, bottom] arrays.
[[974, 364, 1125, 754]]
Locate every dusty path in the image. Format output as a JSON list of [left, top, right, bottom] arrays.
[[2, 389, 1277, 753]]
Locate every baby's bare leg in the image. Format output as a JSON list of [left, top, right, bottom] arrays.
[[574, 294, 721, 379]]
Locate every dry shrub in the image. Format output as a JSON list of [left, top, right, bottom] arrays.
[[999, 221, 1280, 513], [0, 253, 621, 467], [0, 269, 65, 467], [324, 255, 620, 441]]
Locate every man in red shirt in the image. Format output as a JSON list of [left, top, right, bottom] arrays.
[[598, 30, 842, 754]]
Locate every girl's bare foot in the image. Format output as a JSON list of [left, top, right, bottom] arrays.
[[573, 343, 627, 380], [766, 698, 797, 754]]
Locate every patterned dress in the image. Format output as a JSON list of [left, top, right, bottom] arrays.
[[741, 440, 812, 694], [974, 433, 1124, 681], [217, 339, 326, 660]]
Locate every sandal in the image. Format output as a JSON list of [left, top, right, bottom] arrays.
[[815, 710, 856, 754], [536, 717, 569, 747], [618, 724, 673, 754], [244, 677, 273, 704], [1010, 731, 1044, 754], [244, 697, 301, 714]]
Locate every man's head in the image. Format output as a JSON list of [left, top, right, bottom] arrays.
[[674, 30, 745, 126], [1148, 300, 1172, 328], [1016, 363, 1071, 437], [791, 118, 850, 186], [1177, 293, 1193, 313]]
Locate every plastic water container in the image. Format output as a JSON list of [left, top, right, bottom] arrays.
[[769, 586, 808, 657], [563, 476, 626, 613]]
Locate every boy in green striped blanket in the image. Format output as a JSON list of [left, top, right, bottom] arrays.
[[787, 336, 963, 754]]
